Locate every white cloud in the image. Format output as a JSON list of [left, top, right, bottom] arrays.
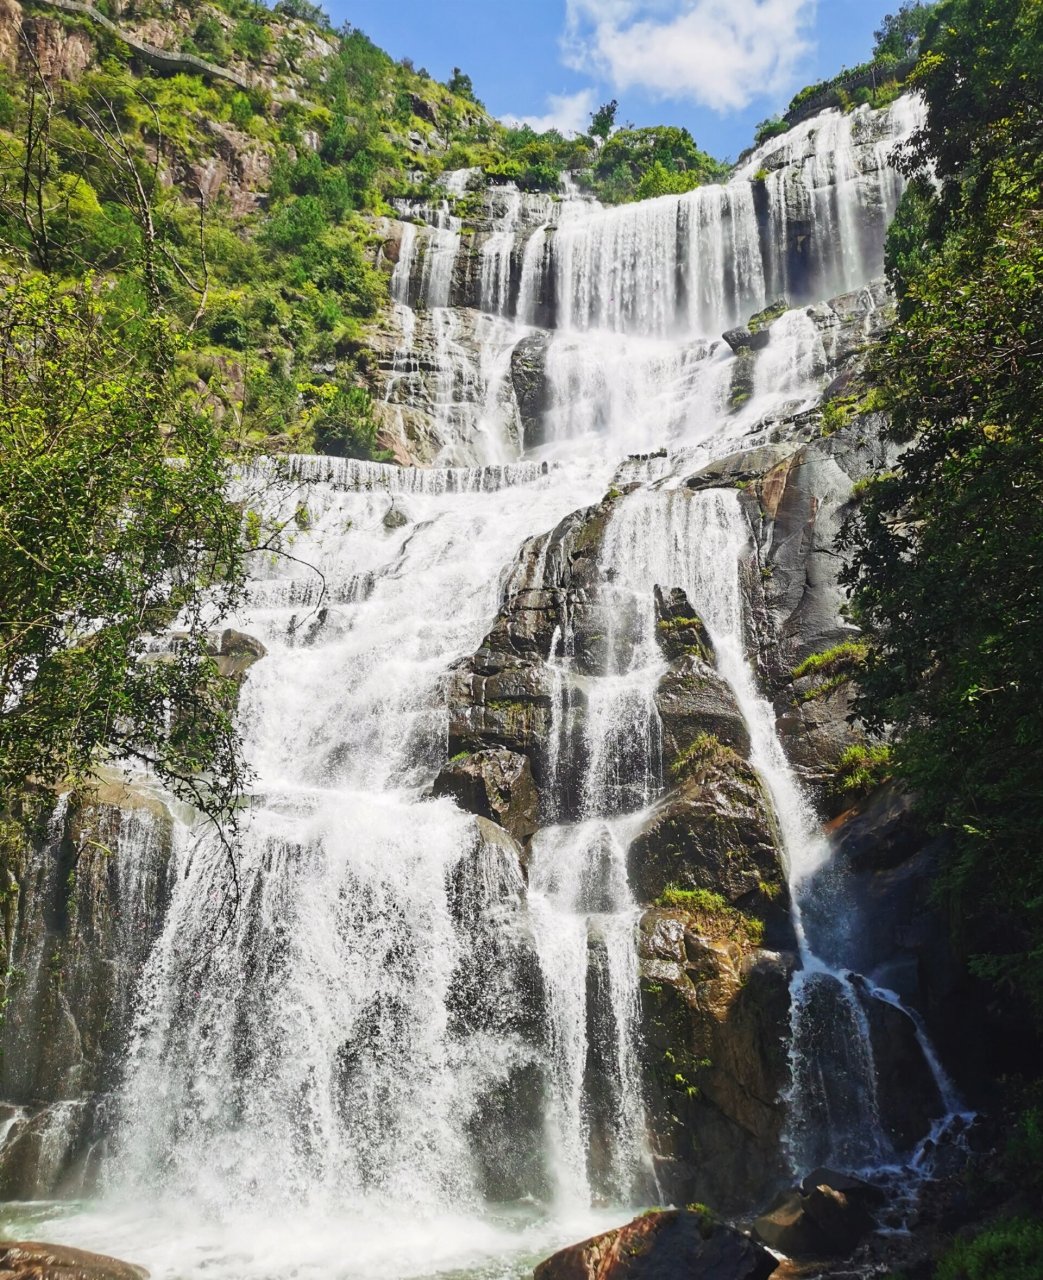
[[503, 88, 598, 135], [563, 0, 817, 113]]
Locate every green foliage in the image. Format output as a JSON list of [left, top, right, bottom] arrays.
[[830, 744, 894, 800], [937, 1220, 1043, 1280], [589, 99, 618, 143], [657, 886, 729, 912], [754, 116, 790, 146], [792, 641, 869, 680], [0, 276, 254, 826], [592, 126, 727, 205], [873, 2, 935, 60], [843, 0, 1043, 1025], [447, 67, 476, 102], [669, 733, 735, 780], [231, 18, 272, 60], [656, 885, 764, 946], [273, 0, 330, 23]]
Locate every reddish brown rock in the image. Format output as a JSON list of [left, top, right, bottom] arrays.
[[534, 1209, 778, 1280], [0, 1240, 148, 1279]]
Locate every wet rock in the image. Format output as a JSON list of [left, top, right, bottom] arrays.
[[215, 628, 267, 678], [639, 906, 794, 1211], [446, 653, 554, 769], [723, 323, 769, 354], [856, 981, 945, 1152], [433, 749, 538, 844], [653, 586, 714, 663], [0, 788, 173, 1195], [655, 655, 751, 769], [0, 1241, 147, 1279], [752, 1189, 825, 1258], [627, 755, 784, 909], [382, 504, 409, 530], [510, 332, 553, 450], [753, 1178, 876, 1260], [0, 1102, 92, 1199], [534, 1208, 778, 1280], [798, 1168, 885, 1207]]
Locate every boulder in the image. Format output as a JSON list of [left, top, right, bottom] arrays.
[[856, 981, 945, 1152], [433, 749, 538, 844], [723, 324, 769, 354], [627, 757, 783, 909], [638, 906, 795, 1211], [510, 332, 553, 450], [534, 1209, 778, 1280], [655, 655, 751, 769], [216, 628, 267, 678], [798, 1167, 885, 1207], [753, 1178, 876, 1260], [0, 1241, 147, 1279]]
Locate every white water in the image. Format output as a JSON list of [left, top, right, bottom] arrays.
[[1, 95, 958, 1278]]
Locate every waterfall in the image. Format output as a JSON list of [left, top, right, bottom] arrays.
[[5, 94, 961, 1279]]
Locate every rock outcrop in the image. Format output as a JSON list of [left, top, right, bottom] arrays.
[[638, 907, 795, 1211], [753, 1170, 883, 1260], [433, 749, 538, 845], [0, 787, 174, 1197], [627, 752, 783, 915]]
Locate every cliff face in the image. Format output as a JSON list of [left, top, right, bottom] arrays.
[[0, 786, 173, 1197]]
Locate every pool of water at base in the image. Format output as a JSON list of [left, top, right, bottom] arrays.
[[0, 1200, 636, 1279]]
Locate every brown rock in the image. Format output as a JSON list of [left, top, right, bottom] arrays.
[[0, 1240, 147, 1279], [534, 1209, 778, 1280], [638, 907, 795, 1211]]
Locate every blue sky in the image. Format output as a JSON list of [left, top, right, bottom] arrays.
[[320, 0, 903, 161]]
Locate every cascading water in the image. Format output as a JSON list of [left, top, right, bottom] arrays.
[[3, 94, 962, 1278]]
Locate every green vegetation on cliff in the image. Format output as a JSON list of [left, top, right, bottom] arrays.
[[845, 0, 1043, 1029], [844, 4, 1043, 1257]]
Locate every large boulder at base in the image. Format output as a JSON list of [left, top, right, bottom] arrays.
[[534, 1209, 778, 1280], [0, 1241, 148, 1279], [753, 1174, 878, 1260], [433, 749, 538, 844]]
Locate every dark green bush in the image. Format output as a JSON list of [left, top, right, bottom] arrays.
[[938, 1220, 1043, 1280]]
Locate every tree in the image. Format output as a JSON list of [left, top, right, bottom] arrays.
[[0, 278, 256, 832], [447, 66, 475, 101], [589, 99, 618, 144], [844, 0, 1043, 1023], [0, 59, 275, 862], [872, 1, 935, 59]]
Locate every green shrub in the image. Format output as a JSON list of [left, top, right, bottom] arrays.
[[792, 640, 869, 681], [754, 116, 790, 146], [831, 744, 893, 799], [193, 16, 228, 60], [208, 304, 249, 350], [655, 886, 765, 946], [938, 1220, 1043, 1280], [232, 19, 273, 60], [669, 733, 734, 780]]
